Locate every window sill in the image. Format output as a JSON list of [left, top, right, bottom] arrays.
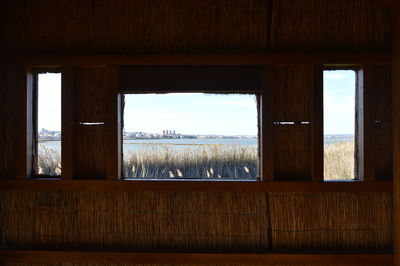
[[0, 179, 392, 192]]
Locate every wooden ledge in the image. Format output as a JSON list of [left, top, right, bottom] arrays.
[[1, 52, 392, 66], [0, 179, 392, 192], [0, 250, 392, 265]]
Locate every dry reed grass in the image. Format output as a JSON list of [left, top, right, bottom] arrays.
[[37, 145, 61, 176], [38, 141, 357, 180], [324, 141, 355, 180], [123, 145, 258, 179]]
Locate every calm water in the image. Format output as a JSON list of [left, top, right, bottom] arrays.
[[39, 134, 355, 152], [123, 138, 257, 154], [324, 134, 354, 145]]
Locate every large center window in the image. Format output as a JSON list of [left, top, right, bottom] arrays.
[[122, 93, 259, 180]]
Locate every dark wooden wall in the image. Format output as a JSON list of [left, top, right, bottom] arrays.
[[0, 0, 394, 265], [0, 0, 390, 55]]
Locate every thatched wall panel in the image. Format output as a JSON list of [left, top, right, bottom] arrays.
[[272, 66, 313, 122], [75, 126, 105, 179], [0, 191, 269, 251], [76, 69, 107, 122], [0, 191, 391, 252], [0, 67, 17, 179], [375, 124, 392, 181], [271, 66, 313, 181], [0, 0, 390, 54], [374, 66, 392, 123], [269, 193, 392, 251], [373, 66, 392, 180], [273, 125, 311, 181], [270, 0, 390, 52], [73, 68, 109, 179]]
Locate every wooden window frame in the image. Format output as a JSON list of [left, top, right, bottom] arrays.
[[120, 92, 262, 181], [118, 66, 266, 181], [323, 66, 362, 181], [7, 52, 392, 190], [30, 69, 63, 178]]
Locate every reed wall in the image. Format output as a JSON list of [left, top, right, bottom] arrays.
[[0, 191, 392, 253], [270, 66, 313, 180], [0, 0, 390, 55], [74, 68, 109, 179]]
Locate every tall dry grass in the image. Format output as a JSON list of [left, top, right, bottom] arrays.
[[37, 142, 355, 180], [324, 141, 355, 180], [123, 145, 258, 179], [37, 145, 61, 176]]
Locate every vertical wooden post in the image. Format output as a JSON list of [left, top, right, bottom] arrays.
[[393, 4, 400, 266], [61, 67, 76, 179], [15, 67, 33, 179], [359, 65, 376, 181], [261, 67, 274, 181], [104, 67, 121, 180], [311, 65, 323, 181]]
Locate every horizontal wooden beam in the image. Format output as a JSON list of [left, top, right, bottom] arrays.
[[1, 52, 391, 66], [0, 250, 392, 265], [0, 180, 392, 192], [373, 0, 398, 7]]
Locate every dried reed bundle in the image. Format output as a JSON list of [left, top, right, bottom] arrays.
[[123, 145, 258, 179]]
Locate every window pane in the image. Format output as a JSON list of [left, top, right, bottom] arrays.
[[123, 93, 259, 179], [323, 70, 355, 180], [37, 73, 61, 176]]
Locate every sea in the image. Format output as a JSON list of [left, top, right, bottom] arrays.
[[39, 134, 354, 153]]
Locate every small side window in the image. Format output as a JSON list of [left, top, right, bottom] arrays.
[[34, 72, 62, 176], [323, 70, 356, 180]]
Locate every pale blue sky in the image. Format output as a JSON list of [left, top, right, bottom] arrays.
[[123, 93, 258, 135], [38, 71, 355, 136], [38, 73, 61, 131], [323, 70, 355, 135]]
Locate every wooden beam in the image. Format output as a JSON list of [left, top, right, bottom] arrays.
[[311, 65, 324, 181], [392, 5, 400, 266], [104, 67, 121, 180], [373, 0, 398, 7], [2, 52, 391, 66], [0, 250, 392, 265], [359, 65, 377, 181], [15, 67, 33, 179], [61, 67, 76, 179], [0, 179, 392, 192], [261, 67, 274, 181], [119, 66, 261, 91]]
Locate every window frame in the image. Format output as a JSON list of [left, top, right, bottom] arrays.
[[117, 66, 267, 181], [323, 66, 364, 181], [22, 63, 383, 183], [120, 92, 261, 180], [30, 68, 63, 179]]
